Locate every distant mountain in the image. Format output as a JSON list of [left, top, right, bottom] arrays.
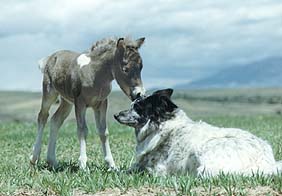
[[175, 57, 282, 89]]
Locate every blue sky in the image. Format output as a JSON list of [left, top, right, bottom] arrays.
[[1, 0, 282, 91]]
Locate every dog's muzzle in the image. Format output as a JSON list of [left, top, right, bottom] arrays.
[[114, 110, 139, 127]]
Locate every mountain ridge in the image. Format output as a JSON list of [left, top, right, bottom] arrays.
[[175, 57, 282, 89]]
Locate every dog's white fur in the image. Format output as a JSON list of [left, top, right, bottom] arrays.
[[134, 109, 282, 177]]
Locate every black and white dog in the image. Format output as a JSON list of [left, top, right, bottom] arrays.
[[114, 89, 282, 176]]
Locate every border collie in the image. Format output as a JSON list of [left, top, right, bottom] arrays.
[[114, 89, 282, 176]]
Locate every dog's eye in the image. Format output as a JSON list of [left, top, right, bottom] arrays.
[[134, 104, 143, 113]]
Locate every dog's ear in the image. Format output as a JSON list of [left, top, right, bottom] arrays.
[[153, 88, 173, 98], [151, 90, 178, 116], [161, 96, 178, 112]]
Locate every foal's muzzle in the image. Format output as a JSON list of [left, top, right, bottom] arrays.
[[130, 86, 146, 100]]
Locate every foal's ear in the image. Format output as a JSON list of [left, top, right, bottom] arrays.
[[117, 38, 125, 48], [136, 37, 145, 49], [116, 38, 126, 57], [153, 88, 174, 98]]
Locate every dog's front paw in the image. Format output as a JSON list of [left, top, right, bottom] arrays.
[[127, 163, 146, 174]]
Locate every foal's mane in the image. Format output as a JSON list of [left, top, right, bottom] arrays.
[[88, 37, 139, 57], [89, 38, 116, 57]]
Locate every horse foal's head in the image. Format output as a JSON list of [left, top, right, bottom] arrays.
[[113, 37, 146, 100]]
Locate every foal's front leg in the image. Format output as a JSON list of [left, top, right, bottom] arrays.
[[94, 99, 116, 169], [74, 102, 88, 170]]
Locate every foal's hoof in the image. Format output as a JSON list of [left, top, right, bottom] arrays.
[[79, 161, 89, 171], [107, 166, 119, 172], [79, 164, 89, 171], [79, 162, 87, 170], [47, 160, 59, 170], [29, 155, 39, 165], [81, 166, 90, 173], [78, 156, 88, 171]]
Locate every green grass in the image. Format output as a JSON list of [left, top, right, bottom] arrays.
[[0, 115, 282, 195]]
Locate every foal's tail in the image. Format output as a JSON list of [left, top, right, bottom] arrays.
[[38, 56, 50, 73]]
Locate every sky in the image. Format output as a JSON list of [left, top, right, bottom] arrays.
[[1, 0, 282, 91]]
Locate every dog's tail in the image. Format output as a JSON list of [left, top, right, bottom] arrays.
[[38, 56, 50, 73]]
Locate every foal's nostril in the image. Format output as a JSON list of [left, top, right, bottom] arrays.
[[131, 86, 146, 101]]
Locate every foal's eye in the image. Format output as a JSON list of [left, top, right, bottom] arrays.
[[122, 67, 129, 73]]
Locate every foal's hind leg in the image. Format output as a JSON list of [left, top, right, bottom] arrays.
[[30, 83, 58, 165], [74, 101, 88, 169], [94, 99, 116, 169], [47, 98, 72, 168]]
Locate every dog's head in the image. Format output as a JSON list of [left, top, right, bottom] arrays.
[[114, 88, 178, 128]]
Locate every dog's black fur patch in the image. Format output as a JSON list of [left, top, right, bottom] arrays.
[[134, 89, 178, 123]]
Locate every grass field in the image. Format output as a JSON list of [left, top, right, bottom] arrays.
[[1, 89, 282, 195]]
